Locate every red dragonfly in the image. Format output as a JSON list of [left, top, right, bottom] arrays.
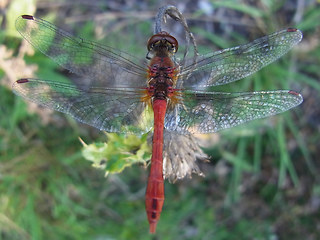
[[13, 15, 303, 233]]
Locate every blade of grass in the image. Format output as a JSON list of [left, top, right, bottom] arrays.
[[286, 113, 315, 175], [297, 7, 320, 31], [225, 138, 251, 204], [297, 72, 320, 93], [253, 134, 262, 173], [276, 117, 299, 187], [212, 1, 265, 18], [23, 195, 42, 240]]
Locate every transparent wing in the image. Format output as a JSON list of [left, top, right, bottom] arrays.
[[13, 78, 153, 134], [179, 29, 302, 88], [165, 90, 303, 134], [15, 15, 147, 88]]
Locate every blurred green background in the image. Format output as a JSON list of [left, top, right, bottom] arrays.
[[1, 0, 320, 239]]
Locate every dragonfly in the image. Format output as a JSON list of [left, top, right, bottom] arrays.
[[13, 15, 303, 233]]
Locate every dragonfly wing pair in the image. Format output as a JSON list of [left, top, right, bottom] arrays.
[[14, 15, 153, 134], [165, 28, 303, 134]]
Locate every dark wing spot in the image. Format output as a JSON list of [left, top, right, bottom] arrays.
[[288, 90, 300, 96], [21, 15, 34, 20], [287, 28, 297, 32], [16, 79, 29, 84]]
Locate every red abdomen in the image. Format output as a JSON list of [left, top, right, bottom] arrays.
[[145, 99, 167, 233]]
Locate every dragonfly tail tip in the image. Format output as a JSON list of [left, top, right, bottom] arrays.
[[149, 222, 157, 234]]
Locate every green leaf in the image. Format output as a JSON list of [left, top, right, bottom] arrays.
[[81, 133, 151, 175]]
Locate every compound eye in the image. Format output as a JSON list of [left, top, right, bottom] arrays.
[[165, 36, 178, 53], [147, 32, 179, 53]]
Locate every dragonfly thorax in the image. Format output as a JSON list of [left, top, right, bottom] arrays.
[[147, 78, 174, 101]]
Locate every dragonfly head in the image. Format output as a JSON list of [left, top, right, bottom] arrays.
[[147, 31, 178, 58]]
